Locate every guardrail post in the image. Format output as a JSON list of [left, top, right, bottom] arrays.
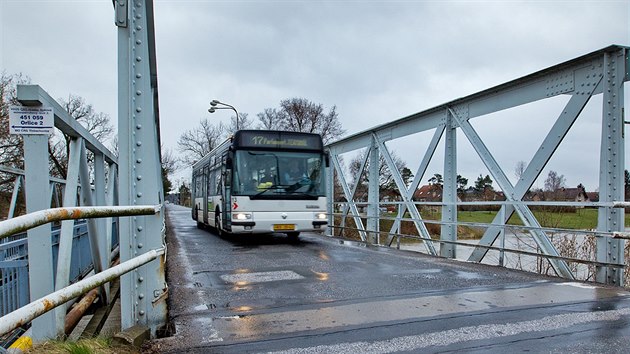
[[23, 134, 57, 339], [441, 110, 457, 258], [367, 136, 380, 244]]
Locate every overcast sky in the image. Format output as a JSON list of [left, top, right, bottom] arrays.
[[1, 0, 629, 191]]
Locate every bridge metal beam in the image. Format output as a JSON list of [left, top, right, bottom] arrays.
[[467, 80, 600, 263], [327, 45, 629, 284], [375, 136, 437, 254], [596, 48, 626, 285], [117, 0, 167, 334], [16, 85, 117, 164]]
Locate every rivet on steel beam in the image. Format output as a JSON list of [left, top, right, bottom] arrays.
[[136, 158, 142, 163], [138, 243, 143, 249], [136, 141, 142, 147], [136, 73, 142, 78], [137, 175, 142, 180], [136, 90, 142, 95], [139, 293, 145, 299], [139, 311, 145, 316], [136, 56, 142, 62], [136, 25, 142, 31], [137, 192, 142, 198], [136, 107, 142, 113], [136, 124, 142, 129], [136, 39, 142, 45], [138, 277, 144, 282], [136, 13, 142, 19]]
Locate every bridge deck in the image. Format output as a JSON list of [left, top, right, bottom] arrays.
[[148, 204, 630, 353]]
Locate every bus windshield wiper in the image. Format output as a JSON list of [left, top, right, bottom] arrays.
[[254, 185, 282, 197]]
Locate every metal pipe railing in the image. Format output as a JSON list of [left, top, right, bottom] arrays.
[[0, 205, 161, 240], [0, 246, 165, 337]]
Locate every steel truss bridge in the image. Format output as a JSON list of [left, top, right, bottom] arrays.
[[0, 0, 628, 347]]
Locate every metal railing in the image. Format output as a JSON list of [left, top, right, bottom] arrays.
[[328, 199, 630, 284], [0, 205, 162, 337], [326, 45, 629, 286], [0, 219, 121, 318]]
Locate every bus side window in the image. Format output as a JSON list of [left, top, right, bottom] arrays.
[[216, 173, 222, 194], [207, 170, 215, 197]]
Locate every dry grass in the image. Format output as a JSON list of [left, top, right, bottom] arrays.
[[25, 338, 138, 354]]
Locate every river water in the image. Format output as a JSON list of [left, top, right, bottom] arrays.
[[397, 231, 601, 281]]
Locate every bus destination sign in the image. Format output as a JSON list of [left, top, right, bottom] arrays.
[[235, 130, 323, 151]]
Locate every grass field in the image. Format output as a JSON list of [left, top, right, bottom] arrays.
[[334, 207, 630, 241], [457, 208, 630, 230]]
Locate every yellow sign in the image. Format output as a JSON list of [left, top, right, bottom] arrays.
[[273, 224, 295, 231]]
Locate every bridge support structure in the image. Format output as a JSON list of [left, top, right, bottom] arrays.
[[16, 85, 119, 340], [327, 45, 629, 284], [116, 0, 167, 335]]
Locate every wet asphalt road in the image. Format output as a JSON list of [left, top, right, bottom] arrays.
[[148, 204, 630, 353]]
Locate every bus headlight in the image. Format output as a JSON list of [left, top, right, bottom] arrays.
[[233, 212, 253, 220], [314, 212, 327, 220]]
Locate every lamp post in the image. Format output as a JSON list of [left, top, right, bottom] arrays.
[[208, 99, 241, 130]]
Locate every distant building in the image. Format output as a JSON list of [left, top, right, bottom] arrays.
[[525, 184, 598, 204]]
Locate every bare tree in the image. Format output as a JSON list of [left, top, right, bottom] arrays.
[[61, 95, 114, 143], [161, 147, 178, 177], [177, 118, 226, 165], [226, 112, 254, 135], [256, 98, 345, 144], [161, 147, 178, 194], [0, 72, 29, 171], [257, 108, 279, 130], [348, 149, 407, 200], [0, 72, 29, 205], [46, 95, 115, 179], [514, 160, 526, 180], [544, 170, 565, 192]]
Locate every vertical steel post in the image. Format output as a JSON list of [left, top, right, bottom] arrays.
[[596, 49, 626, 285], [326, 153, 334, 236], [23, 134, 57, 339], [93, 152, 110, 302], [117, 0, 167, 334], [441, 111, 457, 258], [367, 137, 380, 244], [53, 137, 82, 336], [7, 175, 22, 219]]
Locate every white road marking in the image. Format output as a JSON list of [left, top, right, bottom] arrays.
[[221, 270, 304, 284], [266, 307, 630, 354]]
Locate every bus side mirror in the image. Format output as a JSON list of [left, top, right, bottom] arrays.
[[324, 153, 330, 168], [225, 156, 233, 169]]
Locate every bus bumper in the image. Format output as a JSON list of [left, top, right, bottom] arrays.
[[229, 212, 327, 234]]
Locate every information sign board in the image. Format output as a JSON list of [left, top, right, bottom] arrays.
[[9, 106, 54, 135]]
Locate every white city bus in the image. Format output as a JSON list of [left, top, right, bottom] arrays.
[[191, 130, 328, 239]]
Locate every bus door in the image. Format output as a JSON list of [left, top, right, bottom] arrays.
[[221, 153, 233, 231], [202, 166, 209, 224]]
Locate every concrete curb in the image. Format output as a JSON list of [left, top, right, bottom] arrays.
[[112, 325, 150, 348]]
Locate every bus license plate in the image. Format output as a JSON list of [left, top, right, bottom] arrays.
[[273, 224, 295, 231]]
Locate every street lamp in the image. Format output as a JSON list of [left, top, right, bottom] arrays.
[[208, 99, 241, 130]]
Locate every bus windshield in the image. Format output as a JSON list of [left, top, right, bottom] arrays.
[[232, 150, 326, 199]]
